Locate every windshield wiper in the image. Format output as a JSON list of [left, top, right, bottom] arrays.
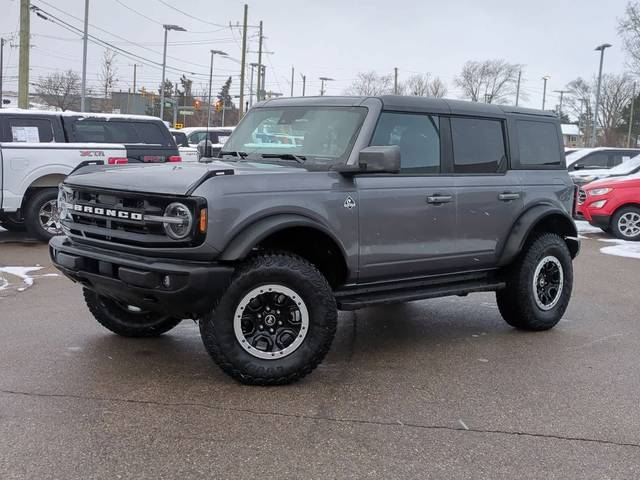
[[260, 153, 307, 164], [219, 150, 248, 159]]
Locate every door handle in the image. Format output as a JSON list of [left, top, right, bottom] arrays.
[[498, 192, 520, 201], [427, 194, 453, 204]]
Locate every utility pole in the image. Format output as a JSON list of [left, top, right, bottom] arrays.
[[249, 62, 258, 107], [18, 0, 30, 109], [256, 21, 263, 102], [290, 66, 294, 96], [80, 0, 89, 111], [261, 65, 266, 99], [301, 74, 306, 96], [553, 89, 570, 116], [133, 64, 138, 93], [238, 4, 248, 117], [319, 77, 333, 96], [541, 76, 550, 110], [394, 67, 398, 94], [0, 38, 4, 109], [592, 43, 612, 147], [627, 81, 637, 148], [515, 69, 522, 106]]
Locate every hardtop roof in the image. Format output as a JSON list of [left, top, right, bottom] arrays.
[[0, 108, 161, 122]]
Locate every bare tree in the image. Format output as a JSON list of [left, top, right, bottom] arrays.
[[429, 77, 448, 98], [345, 71, 393, 96], [618, 2, 640, 74], [34, 70, 81, 111], [98, 49, 118, 99], [399, 74, 448, 98], [566, 77, 593, 145], [455, 59, 521, 103]]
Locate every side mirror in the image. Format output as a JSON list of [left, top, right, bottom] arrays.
[[336, 145, 401, 175]]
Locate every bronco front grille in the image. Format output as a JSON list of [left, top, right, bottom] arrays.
[[577, 188, 587, 205], [59, 186, 205, 247]]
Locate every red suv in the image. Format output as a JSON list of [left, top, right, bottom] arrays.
[[577, 175, 640, 240]]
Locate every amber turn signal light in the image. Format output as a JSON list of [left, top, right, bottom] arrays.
[[199, 208, 207, 233]]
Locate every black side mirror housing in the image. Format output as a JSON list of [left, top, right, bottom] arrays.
[[335, 145, 401, 175]]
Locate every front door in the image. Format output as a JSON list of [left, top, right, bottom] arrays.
[[356, 112, 457, 282]]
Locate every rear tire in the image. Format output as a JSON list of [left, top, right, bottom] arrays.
[[24, 189, 62, 242], [611, 206, 640, 241], [83, 289, 182, 337], [497, 233, 573, 331], [199, 252, 337, 385]]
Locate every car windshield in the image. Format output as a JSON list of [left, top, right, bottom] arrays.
[[608, 155, 640, 175], [222, 106, 367, 166]]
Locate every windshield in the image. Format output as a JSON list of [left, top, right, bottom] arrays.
[[222, 106, 367, 166], [608, 155, 640, 175]]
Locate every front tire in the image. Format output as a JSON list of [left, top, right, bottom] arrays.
[[24, 189, 63, 242], [199, 252, 337, 385], [83, 289, 182, 337], [496, 233, 573, 331], [611, 206, 640, 241]]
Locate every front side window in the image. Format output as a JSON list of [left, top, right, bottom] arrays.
[[572, 153, 608, 170], [6, 118, 54, 143], [223, 106, 367, 166], [451, 117, 506, 174], [370, 112, 440, 174], [517, 120, 562, 167]]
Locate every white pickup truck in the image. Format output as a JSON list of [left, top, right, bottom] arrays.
[[0, 109, 181, 241]]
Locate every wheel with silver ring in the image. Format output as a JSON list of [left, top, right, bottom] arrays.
[[24, 188, 64, 242], [497, 233, 573, 331], [612, 206, 640, 241], [199, 252, 337, 385]]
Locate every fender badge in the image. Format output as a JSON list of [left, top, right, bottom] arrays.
[[344, 196, 356, 210]]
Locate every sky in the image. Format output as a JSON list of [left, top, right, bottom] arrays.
[[0, 0, 634, 112]]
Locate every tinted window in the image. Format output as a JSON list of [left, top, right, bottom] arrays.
[[610, 153, 632, 167], [573, 153, 609, 170], [71, 120, 171, 146], [5, 117, 55, 143], [133, 122, 171, 145], [370, 112, 440, 173], [190, 131, 225, 145], [172, 131, 189, 147], [517, 120, 562, 166], [451, 117, 505, 173]]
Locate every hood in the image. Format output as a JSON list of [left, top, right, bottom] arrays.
[[584, 173, 640, 190], [64, 160, 300, 195]]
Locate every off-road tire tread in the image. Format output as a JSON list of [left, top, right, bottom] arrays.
[[497, 233, 572, 331], [83, 289, 182, 337], [200, 251, 337, 386]]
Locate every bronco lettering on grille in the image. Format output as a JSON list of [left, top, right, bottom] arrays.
[[72, 204, 143, 221]]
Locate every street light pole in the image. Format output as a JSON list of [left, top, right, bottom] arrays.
[[319, 77, 334, 96], [159, 24, 186, 121], [541, 76, 550, 110], [591, 43, 612, 147], [80, 0, 89, 112], [207, 50, 227, 129]]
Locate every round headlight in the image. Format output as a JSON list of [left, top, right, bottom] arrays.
[[163, 202, 193, 240]]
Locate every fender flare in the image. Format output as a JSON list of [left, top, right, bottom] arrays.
[[219, 213, 347, 262], [497, 204, 579, 266]]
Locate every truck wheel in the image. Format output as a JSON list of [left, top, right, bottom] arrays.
[[24, 189, 63, 241], [83, 289, 182, 337], [611, 206, 640, 241], [496, 233, 573, 331], [199, 252, 337, 385]]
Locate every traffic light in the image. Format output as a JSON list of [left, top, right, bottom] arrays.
[[215, 100, 223, 113], [194, 100, 201, 110]]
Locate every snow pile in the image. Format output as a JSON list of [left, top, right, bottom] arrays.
[[575, 220, 602, 234], [0, 226, 6, 233], [0, 266, 58, 292], [598, 238, 640, 260]]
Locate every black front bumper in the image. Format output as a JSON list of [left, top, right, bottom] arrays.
[[589, 214, 611, 231], [49, 236, 234, 317]]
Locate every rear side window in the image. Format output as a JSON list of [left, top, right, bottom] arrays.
[[451, 117, 505, 174], [70, 119, 171, 146], [5, 117, 55, 143], [133, 122, 171, 145], [517, 120, 562, 167], [370, 112, 440, 174]]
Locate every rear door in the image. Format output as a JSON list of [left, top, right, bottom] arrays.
[[356, 111, 457, 281], [451, 116, 523, 269]]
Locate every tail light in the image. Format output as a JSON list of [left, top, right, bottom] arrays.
[[108, 157, 128, 165], [168, 155, 182, 163]]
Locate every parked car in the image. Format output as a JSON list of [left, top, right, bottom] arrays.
[[570, 154, 640, 186], [180, 126, 234, 158], [566, 147, 640, 173], [577, 173, 640, 240], [50, 96, 579, 385], [0, 109, 180, 240], [169, 128, 199, 162]]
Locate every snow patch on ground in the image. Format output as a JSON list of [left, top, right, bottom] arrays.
[[0, 226, 6, 233], [0, 266, 58, 292], [598, 238, 640, 260], [575, 220, 602, 234]]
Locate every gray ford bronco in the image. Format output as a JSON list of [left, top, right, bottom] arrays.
[[50, 96, 580, 385]]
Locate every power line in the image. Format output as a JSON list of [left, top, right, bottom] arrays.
[[155, 0, 229, 28]]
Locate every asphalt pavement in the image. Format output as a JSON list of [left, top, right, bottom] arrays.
[[0, 227, 639, 479]]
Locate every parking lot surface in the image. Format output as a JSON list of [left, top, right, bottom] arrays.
[[1, 225, 639, 479]]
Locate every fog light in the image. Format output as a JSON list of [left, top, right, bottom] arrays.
[[590, 200, 607, 209], [162, 275, 171, 288]]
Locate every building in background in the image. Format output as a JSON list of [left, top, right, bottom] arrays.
[[561, 124, 583, 148]]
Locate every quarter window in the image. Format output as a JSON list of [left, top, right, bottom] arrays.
[[370, 112, 440, 174], [451, 117, 505, 174], [517, 120, 562, 167], [5, 118, 55, 143]]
